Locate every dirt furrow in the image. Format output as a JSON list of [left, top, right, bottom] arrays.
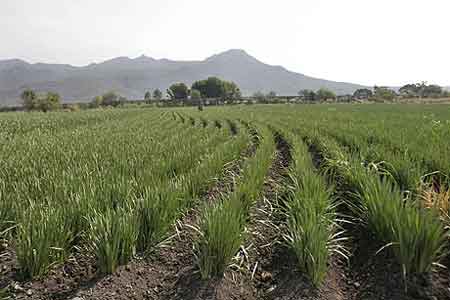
[[196, 131, 298, 300], [238, 133, 348, 300]]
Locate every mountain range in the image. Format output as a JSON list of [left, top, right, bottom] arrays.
[[0, 49, 366, 105]]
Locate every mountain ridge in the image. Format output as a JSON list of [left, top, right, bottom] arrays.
[[0, 49, 366, 105]]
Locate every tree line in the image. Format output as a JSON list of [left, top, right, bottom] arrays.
[[21, 89, 61, 112], [352, 83, 450, 101], [142, 77, 241, 104], [18, 79, 450, 111]]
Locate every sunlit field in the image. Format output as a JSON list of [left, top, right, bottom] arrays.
[[1, 104, 450, 300]]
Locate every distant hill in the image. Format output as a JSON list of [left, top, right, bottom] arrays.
[[0, 49, 367, 105]]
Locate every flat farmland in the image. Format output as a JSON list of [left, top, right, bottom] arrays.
[[1, 104, 450, 300]]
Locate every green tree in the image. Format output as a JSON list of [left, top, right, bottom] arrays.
[[222, 80, 241, 101], [353, 88, 373, 99], [153, 89, 163, 101], [192, 77, 223, 98], [298, 89, 316, 101], [191, 77, 241, 100], [144, 91, 152, 102], [252, 91, 266, 103], [102, 91, 120, 106], [399, 82, 444, 98], [316, 88, 336, 101], [374, 86, 396, 101], [21, 89, 38, 111], [190, 89, 203, 108], [91, 95, 103, 108], [443, 90, 450, 98], [399, 84, 420, 97], [167, 83, 189, 100], [190, 89, 202, 100], [118, 96, 127, 106], [267, 91, 277, 99], [38, 92, 61, 112], [422, 84, 443, 98]]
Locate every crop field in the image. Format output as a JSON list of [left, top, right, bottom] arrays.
[[1, 104, 450, 300]]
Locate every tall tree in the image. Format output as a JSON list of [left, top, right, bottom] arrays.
[[316, 88, 336, 100], [267, 91, 277, 98], [192, 77, 223, 98], [252, 91, 266, 102], [38, 92, 61, 112], [222, 80, 241, 101], [20, 89, 38, 110], [422, 84, 443, 98], [399, 84, 420, 97], [190, 89, 202, 100], [144, 91, 152, 102], [374, 86, 396, 101], [91, 95, 103, 108], [353, 88, 373, 99], [298, 89, 316, 101], [191, 77, 241, 100], [167, 83, 189, 100], [102, 91, 120, 106], [153, 89, 163, 101]]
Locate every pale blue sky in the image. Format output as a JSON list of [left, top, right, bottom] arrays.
[[1, 0, 449, 86]]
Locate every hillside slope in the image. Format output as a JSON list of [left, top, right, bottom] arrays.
[[0, 50, 366, 105]]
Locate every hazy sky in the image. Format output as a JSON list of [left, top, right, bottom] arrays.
[[1, 0, 449, 86]]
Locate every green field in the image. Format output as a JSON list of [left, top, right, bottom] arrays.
[[1, 104, 449, 299]]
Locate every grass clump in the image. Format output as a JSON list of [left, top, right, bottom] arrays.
[[315, 135, 447, 277], [195, 198, 244, 279], [15, 205, 72, 279], [88, 207, 137, 274], [135, 184, 181, 252], [358, 171, 446, 275]]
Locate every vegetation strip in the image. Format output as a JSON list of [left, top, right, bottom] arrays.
[[282, 131, 346, 286], [231, 130, 293, 299], [307, 133, 447, 290], [76, 120, 254, 300], [194, 124, 274, 280]]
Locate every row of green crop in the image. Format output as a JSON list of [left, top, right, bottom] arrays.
[[218, 104, 450, 192], [195, 124, 275, 279], [179, 105, 450, 283], [0, 109, 157, 141], [89, 132, 249, 274], [187, 108, 346, 285], [306, 133, 446, 277], [319, 122, 444, 194], [267, 108, 447, 280], [0, 113, 190, 231], [275, 128, 346, 285], [1, 111, 250, 278]]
